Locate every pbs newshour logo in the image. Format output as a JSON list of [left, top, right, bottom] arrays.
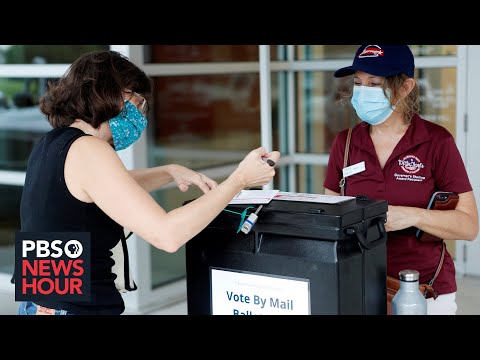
[[15, 232, 91, 302]]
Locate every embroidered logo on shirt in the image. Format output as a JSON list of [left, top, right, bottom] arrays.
[[394, 155, 426, 182], [398, 155, 424, 174]]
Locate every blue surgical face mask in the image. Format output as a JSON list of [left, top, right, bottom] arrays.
[[351, 86, 396, 125], [109, 100, 148, 151]]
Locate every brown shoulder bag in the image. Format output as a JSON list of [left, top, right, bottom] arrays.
[[340, 128, 444, 315]]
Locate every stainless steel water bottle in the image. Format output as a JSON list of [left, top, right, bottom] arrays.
[[391, 269, 427, 315]]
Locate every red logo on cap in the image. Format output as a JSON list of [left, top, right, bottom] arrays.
[[358, 45, 384, 58]]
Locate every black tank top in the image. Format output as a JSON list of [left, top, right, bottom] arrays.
[[20, 127, 125, 314]]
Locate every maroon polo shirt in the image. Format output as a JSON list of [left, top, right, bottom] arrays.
[[324, 114, 472, 296]]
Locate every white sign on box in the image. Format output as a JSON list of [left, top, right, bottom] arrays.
[[210, 268, 310, 315]]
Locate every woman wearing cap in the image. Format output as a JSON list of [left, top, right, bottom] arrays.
[[324, 44, 478, 315]]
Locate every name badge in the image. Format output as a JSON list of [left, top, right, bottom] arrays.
[[342, 161, 366, 178]]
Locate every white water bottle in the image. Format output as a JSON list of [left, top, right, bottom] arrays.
[[391, 269, 427, 315]]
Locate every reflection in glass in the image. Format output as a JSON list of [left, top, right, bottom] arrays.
[[145, 45, 249, 63], [145, 45, 282, 63], [0, 78, 53, 171], [416, 68, 456, 137], [296, 165, 327, 195], [296, 45, 360, 60], [410, 45, 457, 56], [149, 74, 261, 170], [0, 45, 109, 64], [270, 72, 283, 154], [271, 165, 285, 191], [271, 45, 287, 61], [0, 185, 22, 274], [295, 45, 457, 60], [295, 71, 356, 155]]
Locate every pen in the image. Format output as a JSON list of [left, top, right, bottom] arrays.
[[262, 158, 275, 167]]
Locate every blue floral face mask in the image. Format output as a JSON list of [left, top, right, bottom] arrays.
[[351, 86, 396, 125], [109, 100, 148, 151]]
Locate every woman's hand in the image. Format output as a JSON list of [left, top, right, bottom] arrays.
[[386, 195, 478, 241], [384, 205, 414, 232], [231, 147, 281, 188], [168, 164, 218, 194]]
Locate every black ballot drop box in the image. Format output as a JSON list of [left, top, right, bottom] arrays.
[[185, 195, 388, 315]]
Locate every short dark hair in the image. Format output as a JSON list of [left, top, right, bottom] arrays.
[[40, 50, 153, 128]]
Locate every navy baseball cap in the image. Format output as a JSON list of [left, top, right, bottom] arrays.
[[334, 44, 415, 78]]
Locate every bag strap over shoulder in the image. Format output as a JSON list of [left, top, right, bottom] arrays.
[[111, 230, 137, 293], [339, 128, 353, 196]]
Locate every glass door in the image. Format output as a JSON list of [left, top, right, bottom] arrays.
[[462, 45, 480, 276]]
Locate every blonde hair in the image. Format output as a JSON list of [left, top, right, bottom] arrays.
[[383, 74, 419, 124]]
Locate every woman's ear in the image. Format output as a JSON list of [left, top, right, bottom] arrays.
[[402, 78, 416, 97]]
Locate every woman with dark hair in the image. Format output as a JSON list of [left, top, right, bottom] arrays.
[[324, 45, 478, 315], [17, 50, 280, 315]]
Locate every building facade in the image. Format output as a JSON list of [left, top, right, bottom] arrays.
[[0, 45, 479, 313]]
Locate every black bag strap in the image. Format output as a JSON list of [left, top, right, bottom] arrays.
[[120, 231, 137, 292], [339, 128, 353, 196]]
